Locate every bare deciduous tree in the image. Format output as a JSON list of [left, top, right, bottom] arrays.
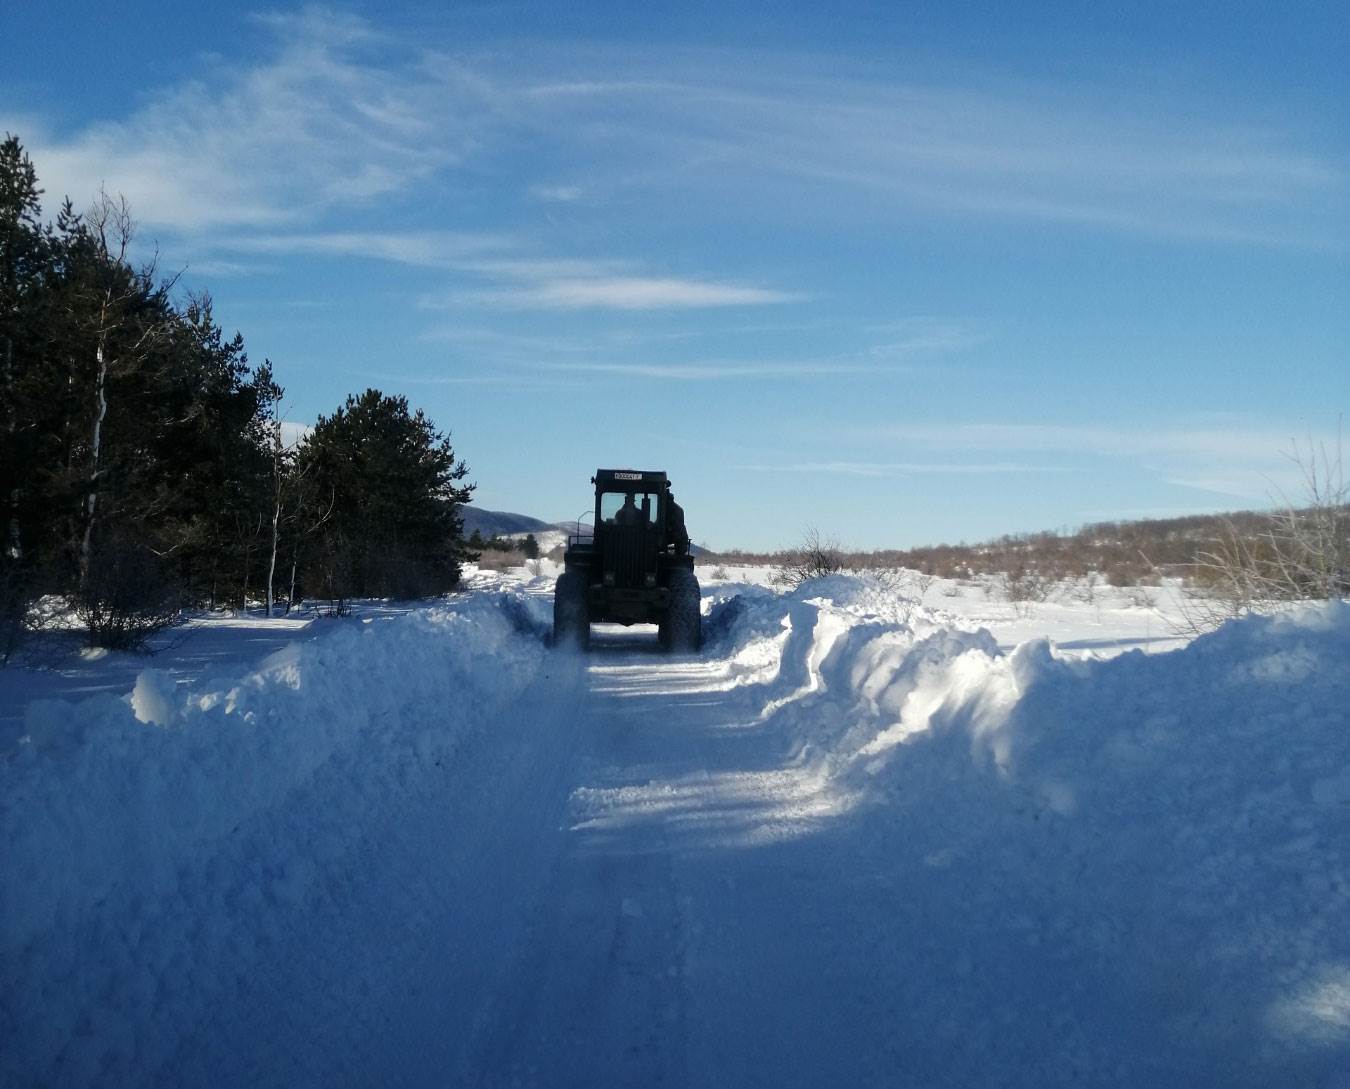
[[75, 190, 174, 591]]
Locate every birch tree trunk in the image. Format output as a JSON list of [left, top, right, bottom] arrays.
[[78, 307, 111, 589], [266, 414, 282, 617]]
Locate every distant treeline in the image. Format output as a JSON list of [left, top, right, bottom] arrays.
[[702, 508, 1322, 587], [0, 135, 474, 654]]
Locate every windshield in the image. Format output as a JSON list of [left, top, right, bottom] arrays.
[[599, 490, 660, 526]]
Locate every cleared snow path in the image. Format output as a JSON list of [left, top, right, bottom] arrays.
[[457, 607, 1350, 1089], [5, 580, 1350, 1087]]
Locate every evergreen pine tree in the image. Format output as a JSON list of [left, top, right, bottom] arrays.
[[298, 389, 473, 601]]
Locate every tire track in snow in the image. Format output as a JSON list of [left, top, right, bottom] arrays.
[[452, 615, 856, 1087], [454, 638, 697, 1087]]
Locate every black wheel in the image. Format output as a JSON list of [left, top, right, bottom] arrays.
[[553, 570, 590, 650], [663, 568, 701, 652]]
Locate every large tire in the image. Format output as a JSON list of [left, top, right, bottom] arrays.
[[553, 570, 590, 650], [662, 568, 701, 652]]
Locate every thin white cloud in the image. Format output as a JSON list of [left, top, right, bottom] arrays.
[[414, 254, 800, 311], [539, 359, 867, 379], [344, 367, 576, 390], [416, 315, 978, 372], [462, 276, 799, 310], [530, 184, 585, 202], [738, 461, 1069, 477], [864, 318, 991, 358], [182, 258, 256, 279], [862, 419, 1343, 501], [416, 323, 706, 352], [866, 422, 1332, 461], [218, 230, 511, 267], [204, 232, 796, 310]]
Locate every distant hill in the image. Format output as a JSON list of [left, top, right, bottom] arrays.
[[461, 507, 554, 539]]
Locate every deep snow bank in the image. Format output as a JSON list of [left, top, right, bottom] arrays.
[[711, 577, 1350, 1081], [1, 591, 546, 1087]]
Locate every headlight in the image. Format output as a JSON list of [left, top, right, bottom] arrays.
[[644, 573, 657, 587]]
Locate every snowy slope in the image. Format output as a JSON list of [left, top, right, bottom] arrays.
[[459, 506, 554, 539], [3, 576, 1348, 1087]]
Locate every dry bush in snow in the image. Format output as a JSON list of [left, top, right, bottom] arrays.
[[995, 564, 1055, 608], [73, 535, 182, 650], [1181, 434, 1348, 631], [772, 528, 845, 589]]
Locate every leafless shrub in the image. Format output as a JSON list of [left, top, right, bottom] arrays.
[[845, 561, 934, 600], [1069, 576, 1098, 605], [1124, 585, 1157, 609], [711, 564, 730, 580], [772, 528, 845, 589], [995, 564, 1054, 607], [73, 535, 183, 650], [846, 560, 904, 593], [906, 570, 936, 598], [1179, 433, 1347, 632]]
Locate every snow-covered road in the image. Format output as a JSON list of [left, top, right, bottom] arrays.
[[5, 580, 1350, 1087]]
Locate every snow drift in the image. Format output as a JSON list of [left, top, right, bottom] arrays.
[[705, 577, 1350, 1084], [2, 592, 548, 1087], [3, 574, 1348, 1086]]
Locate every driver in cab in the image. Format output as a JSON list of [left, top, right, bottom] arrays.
[[613, 493, 643, 525]]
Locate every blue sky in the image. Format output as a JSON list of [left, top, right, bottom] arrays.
[[3, 2, 1346, 550]]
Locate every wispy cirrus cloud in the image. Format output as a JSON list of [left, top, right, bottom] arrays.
[[207, 230, 799, 311], [415, 314, 979, 376], [216, 230, 511, 267], [6, 8, 1340, 249], [737, 461, 1068, 477], [538, 359, 867, 379], [529, 184, 585, 202], [863, 318, 991, 358], [417, 254, 800, 311], [7, 7, 492, 231], [864, 421, 1326, 461], [511, 56, 1343, 248], [181, 258, 258, 279], [456, 275, 799, 310], [860, 419, 1341, 500]]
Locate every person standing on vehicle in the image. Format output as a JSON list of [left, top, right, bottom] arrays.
[[667, 490, 689, 554]]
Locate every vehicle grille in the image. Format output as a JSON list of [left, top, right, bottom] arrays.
[[603, 526, 654, 589]]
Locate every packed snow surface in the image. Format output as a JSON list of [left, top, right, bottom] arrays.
[[3, 573, 1348, 1087]]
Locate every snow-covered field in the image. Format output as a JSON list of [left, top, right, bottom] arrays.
[[3, 568, 1348, 1087]]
